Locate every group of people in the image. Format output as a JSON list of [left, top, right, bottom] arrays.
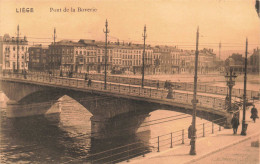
[[187, 105, 258, 144], [231, 105, 258, 134], [164, 80, 172, 90]]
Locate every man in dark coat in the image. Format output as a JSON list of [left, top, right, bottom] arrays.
[[231, 114, 239, 134], [88, 79, 92, 87], [85, 73, 88, 81], [157, 81, 159, 89], [164, 80, 168, 89], [188, 124, 197, 145], [251, 105, 259, 123]]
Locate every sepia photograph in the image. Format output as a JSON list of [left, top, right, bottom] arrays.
[[0, 0, 259, 163]]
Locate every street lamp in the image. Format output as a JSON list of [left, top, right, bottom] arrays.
[[225, 67, 237, 112], [190, 26, 199, 155], [241, 38, 248, 136]]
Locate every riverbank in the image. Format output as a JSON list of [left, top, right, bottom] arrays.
[[120, 102, 260, 164]]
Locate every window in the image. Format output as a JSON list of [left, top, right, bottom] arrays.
[[6, 61, 10, 67]]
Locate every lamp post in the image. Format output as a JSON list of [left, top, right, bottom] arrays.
[[225, 67, 237, 112], [190, 26, 199, 155], [241, 38, 248, 136]]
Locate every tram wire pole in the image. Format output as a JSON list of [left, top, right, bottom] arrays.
[[103, 19, 110, 90], [141, 25, 147, 88]]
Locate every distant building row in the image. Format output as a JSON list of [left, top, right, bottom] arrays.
[[225, 48, 260, 74], [0, 34, 243, 75]]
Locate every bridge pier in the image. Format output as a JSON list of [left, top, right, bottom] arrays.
[[6, 100, 61, 118], [90, 113, 150, 140]]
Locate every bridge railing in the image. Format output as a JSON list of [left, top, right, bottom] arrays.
[[81, 73, 258, 99], [80, 72, 257, 99], [6, 71, 258, 99], [1, 73, 227, 111]]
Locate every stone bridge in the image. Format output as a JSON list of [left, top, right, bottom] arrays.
[[0, 73, 237, 138]]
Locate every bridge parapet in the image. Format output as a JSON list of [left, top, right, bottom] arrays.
[[13, 71, 259, 99], [1, 73, 228, 113]]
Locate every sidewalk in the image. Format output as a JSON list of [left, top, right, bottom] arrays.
[[120, 104, 260, 164]]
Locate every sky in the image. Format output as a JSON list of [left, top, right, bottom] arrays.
[[0, 0, 259, 59]]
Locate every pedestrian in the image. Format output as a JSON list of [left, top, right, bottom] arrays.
[[250, 105, 259, 123], [164, 80, 168, 89], [231, 114, 239, 134], [157, 80, 159, 89], [188, 124, 192, 140], [49, 70, 52, 82], [188, 124, 196, 145], [24, 70, 27, 79], [88, 79, 92, 87], [85, 73, 88, 81]]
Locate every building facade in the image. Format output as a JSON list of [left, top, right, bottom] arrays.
[[0, 34, 29, 72], [0, 35, 219, 75], [28, 45, 48, 71], [249, 47, 259, 74], [180, 48, 216, 74]]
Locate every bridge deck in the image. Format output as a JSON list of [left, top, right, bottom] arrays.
[[1, 73, 230, 116], [24, 71, 259, 100]]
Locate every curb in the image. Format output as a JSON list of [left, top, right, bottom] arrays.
[[183, 131, 260, 164]]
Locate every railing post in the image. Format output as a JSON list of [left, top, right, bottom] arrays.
[[161, 90, 163, 99], [150, 88, 152, 97], [157, 136, 160, 152], [119, 84, 120, 93], [203, 123, 205, 137], [212, 122, 214, 134], [182, 129, 184, 144], [139, 87, 140, 95], [127, 145, 130, 162], [170, 133, 173, 148], [129, 84, 130, 93], [110, 83, 112, 91], [143, 149, 145, 157]]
